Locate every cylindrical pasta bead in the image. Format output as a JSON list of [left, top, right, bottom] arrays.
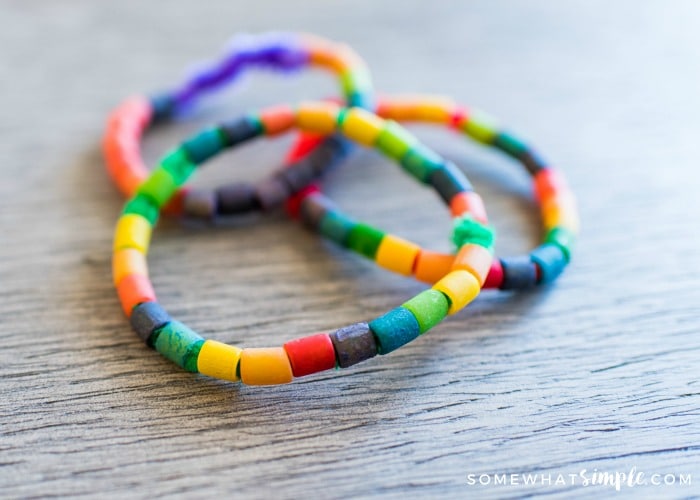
[[431, 162, 473, 204], [500, 256, 538, 290], [533, 168, 567, 203], [375, 234, 421, 276], [113, 248, 148, 286], [347, 224, 385, 259], [130, 301, 171, 345], [296, 102, 340, 134], [239, 347, 294, 385], [153, 320, 205, 373], [414, 250, 454, 284], [399, 144, 444, 183], [545, 226, 575, 261], [197, 340, 242, 382], [449, 191, 487, 222], [458, 113, 498, 144], [283, 333, 336, 377], [433, 270, 480, 314], [113, 214, 152, 253], [530, 244, 568, 284], [483, 259, 505, 289], [329, 323, 377, 368], [368, 307, 421, 354], [183, 189, 216, 219], [451, 243, 493, 285], [216, 183, 258, 215], [375, 120, 417, 160], [401, 289, 449, 334], [259, 105, 296, 136], [122, 193, 159, 225], [137, 168, 178, 208], [341, 108, 385, 146], [219, 116, 262, 147], [117, 274, 156, 317], [182, 127, 225, 164]]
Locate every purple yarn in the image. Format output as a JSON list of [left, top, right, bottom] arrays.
[[170, 32, 309, 112]]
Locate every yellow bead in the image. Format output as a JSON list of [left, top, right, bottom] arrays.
[[432, 270, 481, 314], [375, 234, 421, 276], [239, 347, 293, 385], [112, 248, 148, 286], [451, 243, 493, 286], [542, 194, 580, 233], [113, 214, 152, 253], [197, 340, 242, 382], [341, 108, 385, 146], [412, 97, 455, 123], [295, 102, 340, 134]]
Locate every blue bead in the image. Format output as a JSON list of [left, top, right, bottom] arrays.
[[530, 244, 568, 284], [319, 210, 356, 246], [369, 307, 421, 354], [182, 128, 225, 164]]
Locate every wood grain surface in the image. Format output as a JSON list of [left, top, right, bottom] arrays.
[[1, 1, 699, 498]]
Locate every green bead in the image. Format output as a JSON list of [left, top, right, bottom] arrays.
[[451, 215, 496, 250], [493, 132, 528, 159], [347, 223, 385, 259], [375, 120, 417, 160], [545, 226, 576, 261], [460, 113, 498, 144], [122, 193, 159, 225], [182, 127, 226, 164], [160, 147, 196, 185], [137, 167, 178, 208], [402, 290, 449, 334], [368, 307, 421, 354], [319, 210, 356, 246], [340, 68, 372, 96], [400, 145, 444, 183], [153, 321, 205, 372]]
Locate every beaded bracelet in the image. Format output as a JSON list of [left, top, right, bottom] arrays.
[[103, 31, 373, 212], [282, 95, 579, 289], [113, 102, 495, 385]]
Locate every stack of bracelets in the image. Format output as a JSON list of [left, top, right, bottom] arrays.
[[104, 32, 578, 386]]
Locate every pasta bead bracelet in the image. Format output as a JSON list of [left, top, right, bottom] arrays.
[[103, 31, 373, 214], [281, 95, 578, 289], [113, 103, 495, 385]]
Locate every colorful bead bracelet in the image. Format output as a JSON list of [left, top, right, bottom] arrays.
[[283, 95, 578, 289], [113, 102, 495, 385], [103, 32, 373, 213]]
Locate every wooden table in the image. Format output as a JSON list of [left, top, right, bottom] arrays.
[[2, 0, 699, 497]]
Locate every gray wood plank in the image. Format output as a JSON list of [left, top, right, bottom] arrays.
[[1, 0, 699, 498]]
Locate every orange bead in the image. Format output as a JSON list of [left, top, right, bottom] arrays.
[[239, 347, 294, 385], [116, 274, 156, 317], [414, 249, 455, 284], [112, 248, 148, 286], [533, 168, 568, 203], [451, 243, 493, 285], [449, 192, 488, 222], [259, 105, 296, 135]]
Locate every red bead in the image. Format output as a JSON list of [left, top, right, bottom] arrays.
[[286, 184, 321, 219], [284, 132, 325, 163], [283, 333, 336, 377], [483, 259, 505, 289]]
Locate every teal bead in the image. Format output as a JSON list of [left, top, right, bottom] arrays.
[[530, 243, 568, 284], [182, 127, 226, 164], [153, 321, 205, 372], [545, 226, 575, 261], [369, 307, 421, 354], [493, 132, 528, 158], [400, 144, 444, 183], [402, 290, 449, 334], [319, 210, 356, 246]]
